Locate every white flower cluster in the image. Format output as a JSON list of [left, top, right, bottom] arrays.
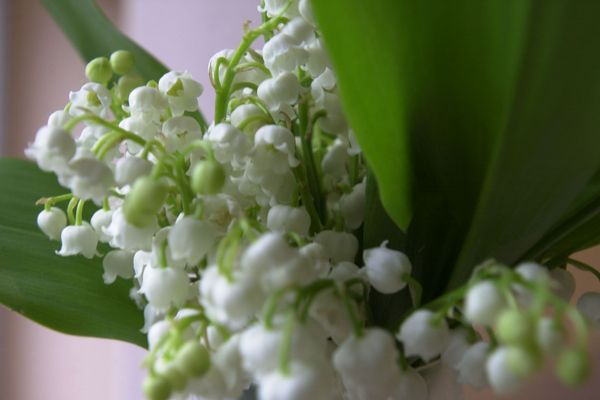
[[29, 1, 599, 399]]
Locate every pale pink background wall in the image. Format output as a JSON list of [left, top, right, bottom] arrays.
[[0, 1, 599, 399]]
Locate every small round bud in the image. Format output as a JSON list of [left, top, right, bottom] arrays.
[[110, 50, 134, 75], [123, 177, 167, 227], [161, 364, 187, 391], [116, 74, 143, 101], [505, 346, 540, 377], [191, 160, 226, 195], [363, 242, 412, 294], [85, 57, 112, 84], [556, 349, 590, 386], [175, 341, 211, 377], [496, 309, 534, 345], [142, 375, 171, 400]]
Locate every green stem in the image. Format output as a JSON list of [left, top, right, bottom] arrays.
[[74, 199, 86, 226], [278, 310, 295, 376], [336, 282, 364, 337], [567, 258, 600, 281], [214, 15, 285, 122], [64, 114, 146, 146], [66, 197, 78, 225]]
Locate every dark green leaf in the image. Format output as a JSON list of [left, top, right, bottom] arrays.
[[314, 1, 600, 300], [452, 2, 600, 287], [0, 158, 146, 347]]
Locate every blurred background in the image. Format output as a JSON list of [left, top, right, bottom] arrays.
[[0, 1, 598, 399]]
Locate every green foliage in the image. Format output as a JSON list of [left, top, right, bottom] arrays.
[[0, 159, 146, 347], [313, 1, 600, 304]]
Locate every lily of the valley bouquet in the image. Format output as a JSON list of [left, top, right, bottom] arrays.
[[2, 0, 600, 399]]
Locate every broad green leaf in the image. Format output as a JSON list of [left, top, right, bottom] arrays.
[[314, 1, 600, 301], [41, 0, 207, 129], [311, 1, 412, 229], [452, 3, 600, 287], [0, 159, 146, 348], [313, 0, 529, 300]]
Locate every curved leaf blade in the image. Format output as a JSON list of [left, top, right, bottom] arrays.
[[0, 158, 146, 347]]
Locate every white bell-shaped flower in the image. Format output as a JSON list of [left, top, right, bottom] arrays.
[[322, 139, 348, 181], [200, 266, 264, 329], [333, 328, 401, 400], [536, 317, 564, 355], [56, 223, 98, 259], [210, 335, 251, 398], [485, 347, 524, 394], [68, 82, 111, 118], [48, 109, 71, 128], [241, 232, 295, 275], [309, 289, 353, 344], [162, 115, 203, 152], [441, 328, 470, 369], [258, 361, 335, 400], [397, 310, 449, 362], [239, 323, 282, 378], [206, 123, 251, 167], [516, 261, 550, 284], [267, 205, 311, 236], [37, 207, 67, 240], [299, 242, 330, 278], [263, 33, 308, 76], [305, 38, 330, 77], [68, 158, 115, 203], [257, 72, 301, 113], [389, 367, 428, 400], [314, 230, 358, 264], [298, 0, 315, 25], [340, 180, 366, 230], [25, 126, 76, 175], [329, 261, 362, 283], [169, 216, 218, 266], [104, 208, 158, 251], [90, 208, 113, 242], [464, 280, 506, 326], [252, 125, 299, 173], [363, 241, 412, 294], [115, 156, 152, 187], [230, 104, 265, 131], [102, 249, 134, 284], [263, 0, 299, 18], [128, 86, 167, 121], [577, 292, 600, 328], [281, 17, 314, 45], [550, 267, 575, 301], [147, 320, 171, 351], [119, 115, 161, 153], [150, 227, 186, 269], [158, 71, 203, 116], [139, 266, 190, 310], [456, 341, 489, 389]]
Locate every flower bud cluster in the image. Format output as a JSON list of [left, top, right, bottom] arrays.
[[28, 2, 599, 399]]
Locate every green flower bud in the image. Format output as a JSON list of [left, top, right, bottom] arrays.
[[123, 177, 167, 227], [142, 375, 172, 400], [556, 349, 590, 386], [496, 309, 534, 345], [191, 160, 226, 195], [175, 341, 211, 377], [506, 346, 540, 377], [110, 50, 134, 75], [162, 364, 187, 391], [85, 57, 112, 84], [116, 74, 143, 101]]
